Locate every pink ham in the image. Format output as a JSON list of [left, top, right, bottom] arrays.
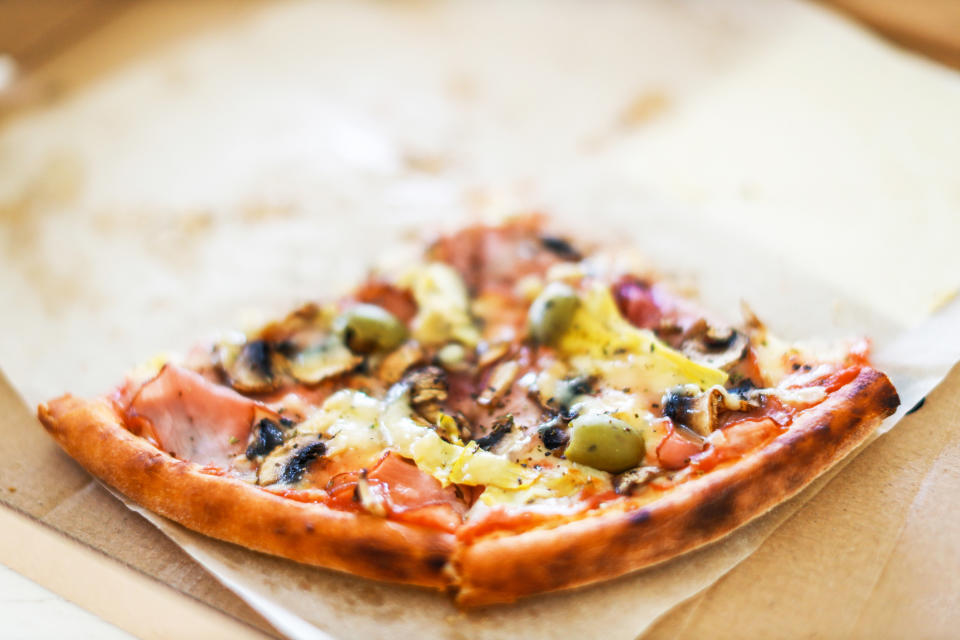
[[127, 364, 267, 467]]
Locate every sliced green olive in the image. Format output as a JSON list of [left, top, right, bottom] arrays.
[[527, 282, 580, 345], [336, 304, 407, 353], [564, 414, 645, 473]]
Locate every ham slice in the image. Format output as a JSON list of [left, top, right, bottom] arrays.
[[127, 364, 265, 467], [326, 452, 469, 532]]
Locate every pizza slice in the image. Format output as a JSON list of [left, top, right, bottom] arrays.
[[38, 216, 898, 606]]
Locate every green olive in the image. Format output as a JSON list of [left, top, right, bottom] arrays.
[[336, 304, 407, 353], [564, 414, 645, 473], [527, 282, 580, 345]]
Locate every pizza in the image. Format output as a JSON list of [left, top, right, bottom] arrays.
[[38, 215, 899, 606]]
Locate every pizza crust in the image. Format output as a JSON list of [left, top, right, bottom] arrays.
[[37, 396, 456, 590], [452, 366, 899, 606], [38, 367, 898, 606]]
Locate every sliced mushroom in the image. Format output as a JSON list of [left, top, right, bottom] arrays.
[[662, 384, 754, 436], [405, 366, 448, 424], [476, 341, 510, 369], [681, 324, 749, 371], [215, 339, 288, 393], [355, 470, 387, 517], [477, 360, 520, 407], [257, 434, 327, 485], [377, 341, 425, 384], [288, 337, 362, 385], [613, 466, 661, 495], [257, 302, 331, 344], [474, 415, 514, 451], [537, 416, 569, 450], [245, 418, 286, 460]]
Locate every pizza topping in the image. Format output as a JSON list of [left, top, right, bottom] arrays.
[[661, 384, 754, 436], [326, 452, 468, 532], [351, 280, 418, 324], [401, 262, 480, 347], [404, 365, 449, 425], [563, 414, 645, 473], [527, 281, 580, 345], [477, 360, 521, 407], [287, 337, 362, 385], [557, 284, 729, 391], [376, 341, 426, 384], [474, 415, 514, 451], [681, 324, 750, 371], [613, 466, 661, 495], [335, 303, 407, 354], [127, 364, 265, 467], [258, 434, 327, 485], [612, 277, 666, 330], [539, 234, 582, 261], [537, 417, 569, 450], [113, 219, 887, 533], [279, 440, 327, 484], [656, 423, 706, 470], [245, 418, 286, 459], [215, 338, 287, 393], [690, 417, 783, 473], [426, 214, 564, 294], [436, 342, 468, 369], [353, 469, 388, 517]]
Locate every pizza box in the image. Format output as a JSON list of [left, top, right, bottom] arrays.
[[1, 1, 960, 638]]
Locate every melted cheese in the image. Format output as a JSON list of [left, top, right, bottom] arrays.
[[296, 389, 384, 456], [558, 284, 728, 389], [401, 262, 480, 347]]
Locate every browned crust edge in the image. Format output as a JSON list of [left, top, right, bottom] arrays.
[[452, 367, 900, 606], [37, 396, 455, 590]]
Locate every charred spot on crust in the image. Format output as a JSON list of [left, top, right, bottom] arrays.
[[883, 387, 903, 414], [279, 441, 327, 484], [690, 486, 737, 532], [425, 553, 448, 573], [540, 235, 582, 260], [475, 415, 514, 451], [811, 421, 833, 443], [351, 542, 411, 579], [626, 508, 651, 527], [246, 419, 285, 459]]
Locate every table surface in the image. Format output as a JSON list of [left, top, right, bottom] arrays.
[[2, 1, 959, 638], [0, 563, 129, 639]]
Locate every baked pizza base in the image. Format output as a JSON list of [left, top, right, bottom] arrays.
[[38, 366, 897, 607]]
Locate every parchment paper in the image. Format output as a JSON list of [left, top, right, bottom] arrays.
[[2, 1, 960, 638], [111, 222, 960, 640]]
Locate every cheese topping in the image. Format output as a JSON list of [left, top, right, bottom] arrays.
[[134, 218, 865, 532], [401, 262, 480, 347]]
